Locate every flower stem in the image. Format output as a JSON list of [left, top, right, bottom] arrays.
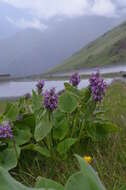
[[13, 139, 18, 161]]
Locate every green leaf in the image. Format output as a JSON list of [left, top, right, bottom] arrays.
[[14, 128, 32, 146], [34, 113, 52, 142], [74, 155, 106, 190], [89, 122, 118, 139], [4, 102, 19, 121], [32, 90, 43, 113], [15, 114, 36, 135], [57, 138, 77, 155], [0, 167, 53, 190], [53, 118, 68, 140], [22, 144, 50, 158], [35, 176, 64, 190], [0, 146, 20, 171], [65, 172, 93, 190], [59, 92, 78, 113], [64, 83, 80, 98], [53, 110, 66, 122], [120, 185, 126, 190], [22, 114, 36, 129]]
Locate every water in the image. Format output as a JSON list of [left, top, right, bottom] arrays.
[[54, 65, 126, 76], [80, 65, 126, 75], [0, 78, 113, 98]]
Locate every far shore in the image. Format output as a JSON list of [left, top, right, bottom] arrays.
[[0, 71, 125, 83]]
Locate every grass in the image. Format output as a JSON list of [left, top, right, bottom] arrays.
[[0, 100, 7, 114], [93, 80, 126, 189], [48, 21, 126, 74], [1, 80, 126, 189]]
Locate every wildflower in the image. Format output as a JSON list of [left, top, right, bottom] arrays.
[[0, 123, 13, 139], [83, 156, 92, 164], [36, 80, 45, 94], [89, 71, 107, 102], [70, 73, 80, 87], [44, 88, 58, 112]]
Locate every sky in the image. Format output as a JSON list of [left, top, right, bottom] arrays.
[[0, 0, 126, 38]]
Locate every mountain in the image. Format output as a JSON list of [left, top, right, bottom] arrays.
[[49, 21, 126, 74], [0, 16, 124, 76]]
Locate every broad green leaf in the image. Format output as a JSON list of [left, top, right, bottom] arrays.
[[34, 113, 52, 142], [0, 167, 53, 190], [59, 92, 78, 113], [14, 128, 32, 146], [22, 144, 50, 158], [120, 185, 126, 190], [89, 122, 118, 139], [53, 118, 68, 140], [15, 114, 36, 134], [64, 83, 80, 97], [4, 102, 19, 121], [65, 172, 93, 190], [32, 90, 43, 113], [0, 146, 20, 171], [57, 138, 77, 155], [75, 155, 106, 190], [80, 87, 91, 104], [35, 176, 64, 190], [22, 114, 36, 129], [99, 122, 118, 133], [53, 110, 66, 122]]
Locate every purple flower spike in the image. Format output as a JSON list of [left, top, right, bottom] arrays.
[[44, 88, 58, 112], [36, 80, 45, 94], [70, 73, 80, 87], [89, 71, 107, 102], [0, 123, 13, 139]]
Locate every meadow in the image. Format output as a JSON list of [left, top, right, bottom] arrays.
[[0, 73, 126, 190]]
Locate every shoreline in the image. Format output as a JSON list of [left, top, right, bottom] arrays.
[[0, 71, 125, 83]]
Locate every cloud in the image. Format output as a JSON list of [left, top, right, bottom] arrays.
[[7, 17, 48, 30], [92, 0, 116, 17], [0, 0, 118, 18], [1, 0, 126, 30]]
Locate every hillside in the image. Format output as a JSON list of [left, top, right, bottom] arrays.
[[49, 21, 126, 74], [0, 16, 123, 76]]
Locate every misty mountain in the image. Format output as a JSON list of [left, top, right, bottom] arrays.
[[50, 21, 126, 74], [0, 16, 124, 76]]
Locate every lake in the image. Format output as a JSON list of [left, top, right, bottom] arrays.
[[53, 64, 126, 76], [0, 78, 113, 98]]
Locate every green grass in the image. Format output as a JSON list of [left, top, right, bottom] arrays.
[[48, 21, 126, 74], [1, 80, 126, 190], [93, 80, 126, 189], [0, 100, 7, 114]]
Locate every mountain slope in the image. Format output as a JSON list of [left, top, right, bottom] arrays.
[[49, 21, 126, 74], [0, 16, 123, 76]]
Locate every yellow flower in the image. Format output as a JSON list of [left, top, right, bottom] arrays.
[[83, 156, 92, 164]]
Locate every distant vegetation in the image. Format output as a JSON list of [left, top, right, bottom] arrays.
[[49, 21, 126, 74], [1, 72, 126, 189]]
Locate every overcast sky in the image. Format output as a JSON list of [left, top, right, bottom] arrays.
[[0, 0, 126, 35]]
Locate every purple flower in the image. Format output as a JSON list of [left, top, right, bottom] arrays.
[[70, 73, 80, 87], [44, 88, 58, 111], [89, 71, 107, 102], [0, 123, 13, 139], [36, 80, 45, 94]]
